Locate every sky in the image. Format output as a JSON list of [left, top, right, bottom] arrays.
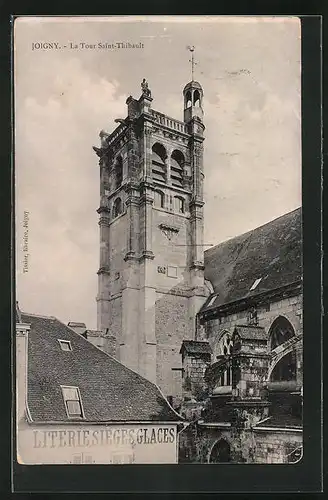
[[15, 16, 301, 329]]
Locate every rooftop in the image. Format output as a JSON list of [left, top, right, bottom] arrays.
[[254, 414, 302, 430], [21, 313, 182, 423], [201, 208, 302, 313], [183, 80, 203, 92], [180, 340, 212, 355]]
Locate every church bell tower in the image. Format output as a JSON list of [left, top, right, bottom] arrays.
[[94, 69, 208, 401]]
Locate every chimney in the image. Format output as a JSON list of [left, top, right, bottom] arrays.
[[67, 321, 87, 336]]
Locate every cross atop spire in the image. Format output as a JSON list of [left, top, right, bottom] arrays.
[[187, 45, 197, 81]]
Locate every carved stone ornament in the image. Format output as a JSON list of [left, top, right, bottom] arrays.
[[159, 223, 180, 241], [157, 265, 167, 274], [141, 78, 152, 98]]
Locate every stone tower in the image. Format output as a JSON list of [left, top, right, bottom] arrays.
[[94, 78, 208, 400]]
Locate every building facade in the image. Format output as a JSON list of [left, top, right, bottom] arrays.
[[179, 208, 303, 463], [93, 79, 210, 400], [91, 78, 302, 464], [16, 306, 182, 465]]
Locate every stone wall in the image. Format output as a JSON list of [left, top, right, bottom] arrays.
[[182, 354, 210, 400], [204, 293, 303, 385], [254, 429, 303, 463], [179, 424, 236, 463], [205, 294, 302, 346], [179, 424, 302, 464]]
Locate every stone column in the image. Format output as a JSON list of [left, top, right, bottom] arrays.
[[138, 180, 156, 383], [96, 209, 111, 334], [189, 136, 207, 338], [119, 183, 141, 372], [124, 184, 140, 260], [143, 123, 153, 181], [126, 123, 140, 182], [96, 160, 111, 333], [139, 186, 154, 259]]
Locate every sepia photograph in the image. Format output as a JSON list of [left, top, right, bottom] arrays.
[[15, 15, 302, 465]]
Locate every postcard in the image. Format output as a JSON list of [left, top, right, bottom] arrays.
[[14, 15, 303, 466]]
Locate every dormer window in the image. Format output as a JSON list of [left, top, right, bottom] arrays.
[[58, 339, 72, 351], [61, 386, 84, 419]]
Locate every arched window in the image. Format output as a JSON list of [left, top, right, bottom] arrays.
[[152, 143, 167, 183], [170, 150, 184, 188], [269, 316, 295, 350], [193, 89, 201, 107], [270, 351, 297, 382], [209, 439, 231, 463], [174, 196, 185, 214], [218, 363, 232, 388], [154, 190, 165, 209], [185, 90, 192, 108], [113, 197, 122, 218], [215, 331, 233, 358], [114, 156, 123, 189]]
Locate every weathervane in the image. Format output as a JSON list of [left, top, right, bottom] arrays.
[[187, 45, 197, 81]]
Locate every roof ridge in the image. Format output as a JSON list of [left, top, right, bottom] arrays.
[[205, 207, 302, 255], [21, 312, 57, 320], [183, 339, 210, 343], [235, 324, 265, 329]]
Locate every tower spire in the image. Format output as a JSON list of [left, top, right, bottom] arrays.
[[188, 45, 197, 81]]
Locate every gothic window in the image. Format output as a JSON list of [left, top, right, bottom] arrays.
[[270, 351, 297, 382], [154, 190, 165, 208], [114, 156, 123, 189], [209, 439, 231, 463], [218, 363, 232, 387], [152, 143, 167, 183], [226, 364, 232, 386], [113, 197, 123, 218], [214, 331, 233, 359], [170, 150, 184, 188], [193, 89, 201, 107], [174, 196, 185, 214], [269, 316, 295, 350]]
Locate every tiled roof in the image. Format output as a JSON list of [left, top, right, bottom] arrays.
[[180, 340, 212, 355], [202, 208, 302, 312], [21, 313, 181, 423], [233, 325, 267, 341]]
